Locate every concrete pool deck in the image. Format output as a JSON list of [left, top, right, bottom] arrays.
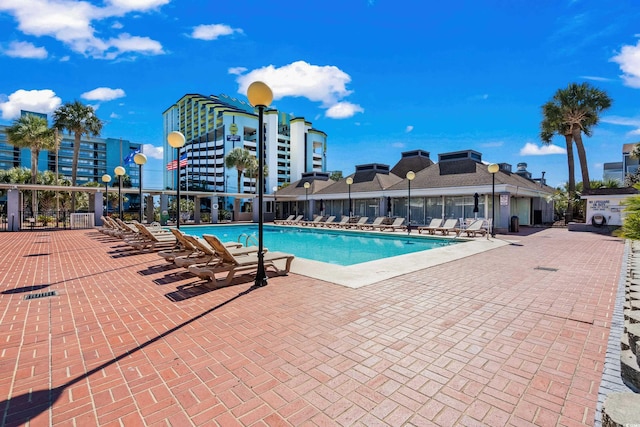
[[291, 235, 510, 288], [0, 226, 629, 426]]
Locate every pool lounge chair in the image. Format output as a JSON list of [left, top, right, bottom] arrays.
[[274, 215, 294, 225], [342, 216, 369, 229], [377, 217, 406, 232], [283, 215, 303, 225], [157, 229, 199, 263], [433, 219, 459, 236], [126, 223, 176, 250], [417, 218, 443, 235], [188, 234, 295, 285], [316, 216, 336, 227], [326, 216, 350, 228], [99, 216, 120, 235], [456, 220, 488, 238], [358, 216, 386, 230], [176, 234, 256, 268], [300, 216, 325, 227]]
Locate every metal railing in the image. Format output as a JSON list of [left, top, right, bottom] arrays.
[[0, 210, 71, 231]]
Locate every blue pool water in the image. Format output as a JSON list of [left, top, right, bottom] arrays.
[[182, 224, 459, 266]]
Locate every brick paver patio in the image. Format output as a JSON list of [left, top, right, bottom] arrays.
[[0, 227, 625, 426]]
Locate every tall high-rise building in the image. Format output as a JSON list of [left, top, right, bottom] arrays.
[[162, 93, 327, 194], [0, 112, 142, 187]]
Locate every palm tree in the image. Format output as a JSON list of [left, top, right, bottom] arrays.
[[541, 82, 612, 220], [52, 101, 103, 211], [225, 147, 254, 214], [541, 105, 576, 221], [244, 157, 269, 194], [542, 83, 612, 188], [5, 114, 57, 217]]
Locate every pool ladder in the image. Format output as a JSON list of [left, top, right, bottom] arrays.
[[237, 233, 258, 247]]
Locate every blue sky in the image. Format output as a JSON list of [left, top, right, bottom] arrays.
[[1, 0, 640, 190]]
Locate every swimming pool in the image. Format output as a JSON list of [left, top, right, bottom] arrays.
[[182, 224, 460, 266]]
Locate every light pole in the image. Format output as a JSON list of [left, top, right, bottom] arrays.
[[273, 185, 278, 220], [168, 131, 186, 228], [346, 177, 353, 218], [101, 174, 111, 216], [304, 182, 310, 220], [488, 163, 499, 238], [114, 166, 125, 219], [406, 171, 415, 235], [247, 81, 273, 288], [134, 153, 147, 222]]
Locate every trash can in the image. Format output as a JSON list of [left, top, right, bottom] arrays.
[[510, 216, 519, 233], [160, 210, 169, 226]]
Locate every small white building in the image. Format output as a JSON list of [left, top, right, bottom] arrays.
[[581, 187, 638, 227]]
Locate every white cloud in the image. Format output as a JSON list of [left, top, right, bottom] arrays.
[[0, 89, 61, 120], [111, 21, 123, 29], [519, 142, 567, 156], [611, 41, 640, 88], [60, 55, 70, 62], [235, 61, 364, 119], [142, 143, 163, 159], [579, 75, 612, 82], [109, 112, 120, 119], [191, 24, 243, 40], [103, 33, 164, 59], [228, 66, 247, 75], [392, 142, 405, 148], [405, 125, 414, 133], [105, 0, 169, 13], [325, 102, 364, 119], [602, 115, 640, 135], [0, 0, 165, 60], [81, 87, 125, 101], [3, 41, 47, 58]]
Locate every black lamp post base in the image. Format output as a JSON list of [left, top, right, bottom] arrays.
[[253, 254, 268, 287]]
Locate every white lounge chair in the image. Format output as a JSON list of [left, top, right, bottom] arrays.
[[188, 234, 295, 285], [376, 217, 406, 232], [456, 220, 488, 237], [358, 217, 385, 230], [417, 218, 443, 235], [274, 215, 294, 225], [434, 219, 459, 236]]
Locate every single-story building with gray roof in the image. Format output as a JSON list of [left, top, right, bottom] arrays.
[[274, 149, 555, 233]]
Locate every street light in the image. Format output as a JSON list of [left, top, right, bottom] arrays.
[[247, 81, 273, 288], [168, 131, 186, 229], [304, 182, 310, 220], [346, 177, 353, 218], [273, 185, 278, 220], [114, 166, 125, 219], [406, 171, 415, 235], [134, 152, 147, 222], [101, 174, 111, 216], [488, 163, 499, 238]]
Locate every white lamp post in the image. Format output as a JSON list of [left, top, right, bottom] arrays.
[[134, 153, 147, 222], [247, 81, 273, 288], [346, 177, 353, 218], [101, 174, 111, 216], [168, 131, 186, 228], [488, 163, 500, 238], [406, 170, 415, 235], [273, 185, 278, 219], [114, 166, 126, 219], [304, 182, 310, 220]]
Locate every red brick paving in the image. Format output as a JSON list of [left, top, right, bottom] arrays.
[[0, 227, 624, 426]]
